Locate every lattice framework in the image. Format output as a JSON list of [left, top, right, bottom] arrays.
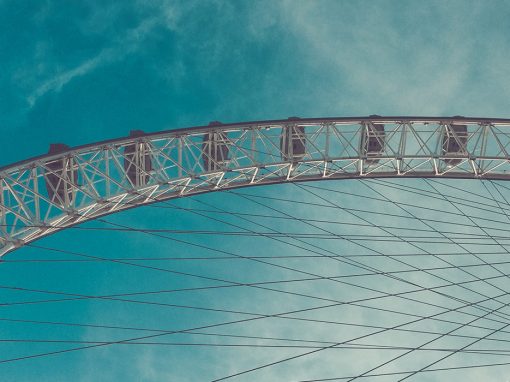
[[2, 116, 510, 255]]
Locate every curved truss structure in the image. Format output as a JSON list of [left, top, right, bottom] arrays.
[[2, 116, 510, 256]]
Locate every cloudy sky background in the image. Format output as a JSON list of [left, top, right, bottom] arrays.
[[2, 0, 510, 381]]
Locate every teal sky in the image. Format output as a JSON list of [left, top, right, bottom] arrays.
[[2, 0, 510, 166], [2, 1, 510, 381]]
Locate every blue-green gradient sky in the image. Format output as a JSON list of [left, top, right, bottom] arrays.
[[2, 1, 510, 381]]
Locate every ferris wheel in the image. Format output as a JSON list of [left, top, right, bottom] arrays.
[[2, 116, 510, 381]]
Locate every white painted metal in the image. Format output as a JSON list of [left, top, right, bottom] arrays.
[[2, 116, 510, 256]]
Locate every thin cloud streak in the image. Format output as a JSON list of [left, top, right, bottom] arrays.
[[26, 16, 163, 108]]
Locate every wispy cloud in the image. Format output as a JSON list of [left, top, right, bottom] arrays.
[[27, 49, 110, 107], [26, 14, 167, 108]]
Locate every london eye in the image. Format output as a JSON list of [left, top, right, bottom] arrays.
[[2, 116, 510, 380]]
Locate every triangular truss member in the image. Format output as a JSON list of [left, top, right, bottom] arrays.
[[398, 158, 436, 175], [218, 167, 258, 188], [288, 161, 324, 180], [362, 158, 398, 176], [478, 159, 510, 177], [181, 172, 225, 195], [251, 164, 291, 184], [437, 158, 472, 176], [323, 159, 360, 178]]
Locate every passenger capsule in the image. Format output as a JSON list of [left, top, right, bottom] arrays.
[[202, 128, 229, 171], [280, 125, 306, 162], [123, 130, 152, 187], [361, 123, 385, 164], [442, 124, 468, 166], [44, 143, 76, 206]]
